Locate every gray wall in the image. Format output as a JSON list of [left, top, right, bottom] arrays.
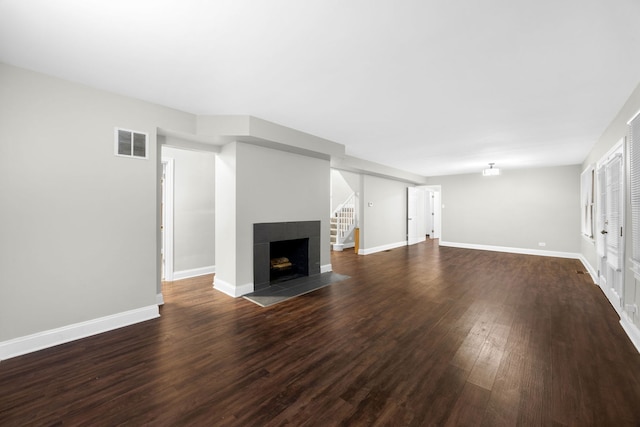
[[161, 145, 215, 272], [214, 142, 238, 285], [426, 165, 581, 254], [215, 142, 331, 291], [0, 63, 195, 341], [360, 174, 409, 251]]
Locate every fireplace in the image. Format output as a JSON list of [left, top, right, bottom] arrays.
[[253, 221, 321, 290]]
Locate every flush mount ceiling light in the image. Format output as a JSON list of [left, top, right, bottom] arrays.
[[482, 163, 500, 176]]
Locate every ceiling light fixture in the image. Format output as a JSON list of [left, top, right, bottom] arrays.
[[482, 163, 500, 176]]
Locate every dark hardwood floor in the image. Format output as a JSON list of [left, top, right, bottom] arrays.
[[2, 240, 640, 426]]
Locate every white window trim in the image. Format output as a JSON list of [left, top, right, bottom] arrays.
[[580, 164, 595, 239]]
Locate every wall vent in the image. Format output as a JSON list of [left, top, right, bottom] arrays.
[[115, 128, 148, 159]]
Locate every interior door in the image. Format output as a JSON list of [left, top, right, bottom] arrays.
[[407, 187, 418, 244], [407, 187, 425, 245], [597, 150, 624, 313]]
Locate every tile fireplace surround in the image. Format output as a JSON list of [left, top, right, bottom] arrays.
[[253, 221, 321, 291]]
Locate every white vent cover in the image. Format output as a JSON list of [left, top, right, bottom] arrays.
[[115, 128, 148, 159]]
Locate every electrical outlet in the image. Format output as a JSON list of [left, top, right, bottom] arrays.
[[538, 242, 546, 247]]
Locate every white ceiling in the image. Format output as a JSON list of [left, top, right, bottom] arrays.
[[2, 0, 640, 176]]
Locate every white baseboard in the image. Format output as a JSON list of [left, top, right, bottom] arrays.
[[439, 241, 582, 260], [621, 313, 640, 354], [321, 264, 333, 273], [156, 293, 164, 306], [408, 236, 426, 245], [578, 255, 598, 284], [437, 241, 597, 284], [0, 305, 159, 361], [172, 265, 215, 281], [358, 241, 407, 255], [213, 277, 254, 297], [332, 242, 355, 252]]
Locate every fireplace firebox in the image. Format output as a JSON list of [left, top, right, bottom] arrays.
[[269, 238, 309, 284], [253, 221, 321, 290]]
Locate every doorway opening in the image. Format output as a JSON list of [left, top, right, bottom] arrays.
[[420, 185, 442, 240]]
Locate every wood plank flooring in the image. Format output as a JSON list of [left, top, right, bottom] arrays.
[[2, 240, 640, 426]]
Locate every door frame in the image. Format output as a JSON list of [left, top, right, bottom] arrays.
[[595, 139, 625, 315], [162, 157, 175, 281]]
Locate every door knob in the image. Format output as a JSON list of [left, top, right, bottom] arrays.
[[601, 230, 608, 234]]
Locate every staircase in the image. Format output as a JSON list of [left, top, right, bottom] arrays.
[[331, 193, 357, 251]]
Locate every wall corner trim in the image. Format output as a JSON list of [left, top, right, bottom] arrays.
[[156, 293, 165, 306], [172, 265, 215, 281], [620, 313, 640, 354], [0, 305, 160, 361], [213, 278, 254, 297], [439, 241, 582, 260]]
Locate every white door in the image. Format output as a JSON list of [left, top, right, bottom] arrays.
[[407, 187, 418, 244], [407, 187, 426, 245], [596, 148, 624, 314], [431, 191, 442, 239], [426, 190, 434, 238]]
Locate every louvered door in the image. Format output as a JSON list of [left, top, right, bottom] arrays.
[[596, 145, 625, 313]]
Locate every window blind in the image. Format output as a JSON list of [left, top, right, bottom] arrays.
[[630, 113, 640, 265]]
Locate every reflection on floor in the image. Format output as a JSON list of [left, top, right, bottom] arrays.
[[243, 271, 350, 307]]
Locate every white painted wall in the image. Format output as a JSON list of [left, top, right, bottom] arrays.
[[359, 175, 409, 253], [0, 63, 195, 343], [426, 165, 581, 254], [337, 169, 361, 194], [161, 145, 215, 273], [331, 169, 354, 213], [214, 142, 238, 287], [215, 142, 330, 294]]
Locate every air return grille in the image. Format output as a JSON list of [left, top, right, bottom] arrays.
[[115, 128, 148, 159]]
